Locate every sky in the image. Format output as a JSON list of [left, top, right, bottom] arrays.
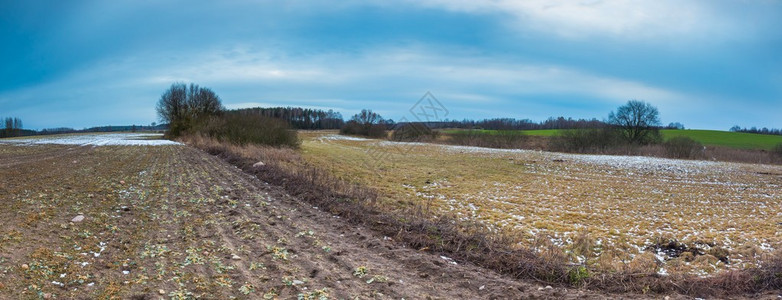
[[1, 0, 781, 130]]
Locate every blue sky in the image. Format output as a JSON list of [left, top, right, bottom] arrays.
[[1, 0, 780, 130]]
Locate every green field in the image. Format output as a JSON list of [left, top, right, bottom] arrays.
[[441, 129, 782, 150], [660, 129, 782, 150]]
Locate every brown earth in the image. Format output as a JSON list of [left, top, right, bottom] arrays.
[[0, 143, 771, 299]]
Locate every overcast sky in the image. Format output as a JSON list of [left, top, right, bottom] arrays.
[[1, 0, 781, 130]]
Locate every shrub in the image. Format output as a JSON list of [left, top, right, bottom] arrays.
[[444, 130, 528, 149], [663, 136, 703, 159], [366, 123, 387, 138], [548, 128, 623, 153], [390, 123, 440, 142], [191, 113, 299, 148], [772, 143, 782, 157], [568, 266, 590, 286], [339, 120, 386, 138]]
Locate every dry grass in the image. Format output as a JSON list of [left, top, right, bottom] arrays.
[[275, 131, 782, 296]]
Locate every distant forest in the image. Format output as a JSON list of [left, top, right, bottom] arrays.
[[0, 119, 167, 138], [3, 106, 782, 138], [233, 107, 344, 130], [0, 117, 35, 138], [413, 117, 606, 130], [730, 125, 782, 136]]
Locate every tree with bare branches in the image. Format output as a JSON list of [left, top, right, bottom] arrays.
[[340, 109, 387, 138], [156, 83, 223, 136], [608, 100, 662, 144]]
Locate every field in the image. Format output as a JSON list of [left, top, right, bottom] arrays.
[[443, 128, 782, 150], [301, 131, 782, 277], [0, 133, 597, 299], [661, 130, 782, 150]]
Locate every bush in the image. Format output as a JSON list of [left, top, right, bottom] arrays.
[[339, 120, 387, 138], [772, 143, 782, 157], [391, 123, 440, 142], [663, 136, 703, 159], [549, 128, 623, 153], [367, 123, 387, 138], [444, 130, 528, 149], [191, 113, 299, 148]]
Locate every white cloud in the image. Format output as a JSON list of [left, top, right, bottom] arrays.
[[408, 0, 734, 42], [1, 44, 691, 129]]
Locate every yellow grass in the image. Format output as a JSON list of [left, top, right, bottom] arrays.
[[300, 131, 782, 275]]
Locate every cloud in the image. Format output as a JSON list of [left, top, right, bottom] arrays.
[[406, 0, 739, 42], [0, 44, 691, 129], [130, 45, 687, 108], [3, 1, 779, 130]]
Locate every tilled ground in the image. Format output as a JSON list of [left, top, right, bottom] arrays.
[[0, 143, 637, 299]]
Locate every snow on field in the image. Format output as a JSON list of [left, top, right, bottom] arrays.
[[0, 133, 181, 146], [375, 139, 732, 174], [317, 134, 372, 142], [560, 152, 727, 174]]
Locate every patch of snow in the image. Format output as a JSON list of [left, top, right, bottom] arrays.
[[318, 134, 372, 142], [760, 243, 774, 251], [440, 255, 458, 265], [0, 133, 181, 146]]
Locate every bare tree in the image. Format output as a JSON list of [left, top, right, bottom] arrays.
[[156, 83, 187, 126], [350, 109, 384, 126], [156, 83, 224, 136], [608, 100, 662, 144], [340, 109, 387, 138], [187, 83, 222, 118], [2, 117, 23, 137]]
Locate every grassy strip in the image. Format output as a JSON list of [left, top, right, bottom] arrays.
[[181, 134, 782, 297]]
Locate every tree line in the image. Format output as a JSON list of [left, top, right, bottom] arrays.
[[730, 125, 782, 136], [233, 107, 344, 130], [156, 83, 299, 147], [390, 117, 684, 131], [418, 117, 605, 130], [0, 117, 35, 138]]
